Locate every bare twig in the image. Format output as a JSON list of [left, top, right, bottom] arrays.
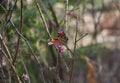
[[0, 63, 6, 83], [6, 63, 12, 83], [20, 56, 31, 83], [13, 0, 23, 65], [35, 0, 52, 40], [0, 34, 12, 61], [48, 0, 60, 29], [2, 50, 22, 83], [76, 33, 88, 42], [9, 19, 46, 83], [68, 15, 79, 83]]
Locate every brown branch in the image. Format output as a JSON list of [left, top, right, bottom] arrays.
[[76, 33, 88, 42], [0, 49, 6, 83], [2, 50, 22, 83], [35, 0, 52, 40], [0, 34, 12, 61], [13, 0, 23, 65], [9, 19, 46, 83], [68, 16, 79, 83], [48, 0, 60, 29]]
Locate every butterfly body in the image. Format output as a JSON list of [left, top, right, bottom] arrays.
[[48, 30, 68, 45]]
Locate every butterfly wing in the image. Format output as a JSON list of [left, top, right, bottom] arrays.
[[48, 30, 68, 46], [48, 39, 59, 45], [57, 30, 68, 45]]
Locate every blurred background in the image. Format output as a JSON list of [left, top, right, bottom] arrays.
[[0, 0, 120, 83]]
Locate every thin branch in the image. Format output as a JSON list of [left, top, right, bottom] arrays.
[[2, 50, 22, 83], [35, 0, 52, 40], [37, 0, 52, 21], [76, 33, 88, 42], [6, 63, 12, 83], [20, 56, 31, 83], [48, 0, 60, 29], [68, 15, 79, 83], [13, 0, 23, 65], [5, 0, 17, 24], [0, 59, 6, 83], [0, 34, 12, 61], [9, 20, 46, 83]]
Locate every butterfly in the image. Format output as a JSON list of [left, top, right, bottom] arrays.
[[48, 30, 68, 46]]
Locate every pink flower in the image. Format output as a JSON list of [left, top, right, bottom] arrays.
[[22, 74, 29, 81], [55, 43, 61, 48], [55, 43, 64, 54], [48, 41, 64, 54], [59, 47, 64, 54], [67, 10, 74, 16]]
